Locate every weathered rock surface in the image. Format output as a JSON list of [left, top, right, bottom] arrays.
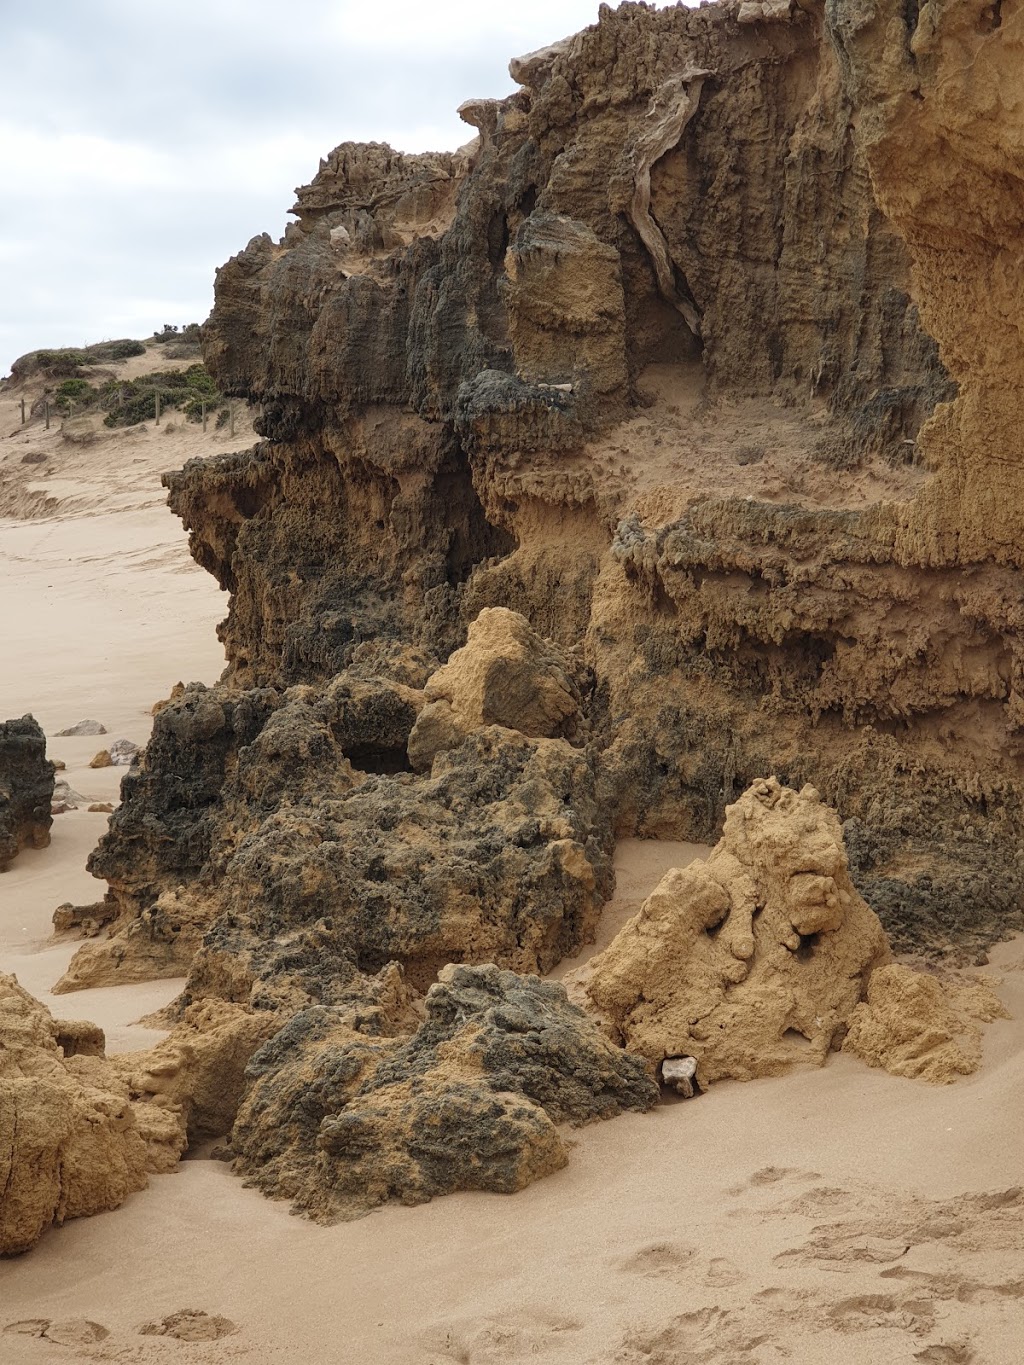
[[55, 719, 107, 737], [0, 974, 287, 1253], [842, 962, 1009, 1084], [91, 0, 1019, 966], [0, 716, 54, 870], [232, 963, 658, 1220], [408, 607, 581, 770], [577, 779, 891, 1086], [111, 999, 278, 1142], [59, 666, 611, 999], [32, 0, 1024, 1236], [0, 975, 174, 1255]]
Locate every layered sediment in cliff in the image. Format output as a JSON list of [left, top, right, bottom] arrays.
[[83, 0, 1020, 971], [34, 0, 1023, 1235]]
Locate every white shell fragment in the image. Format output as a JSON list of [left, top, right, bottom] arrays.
[[661, 1056, 699, 1098]]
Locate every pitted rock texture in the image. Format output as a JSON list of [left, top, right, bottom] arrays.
[[232, 964, 658, 1220], [0, 716, 54, 870], [408, 607, 582, 770], [842, 962, 1009, 1084], [96, 0, 1021, 964], [43, 0, 1024, 1233], [61, 652, 611, 1000], [576, 779, 892, 1087], [0, 974, 183, 1256]]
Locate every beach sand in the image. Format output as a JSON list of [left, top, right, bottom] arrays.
[[1, 379, 1022, 1364]]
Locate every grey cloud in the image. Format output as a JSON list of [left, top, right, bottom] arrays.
[[1, 0, 603, 373]]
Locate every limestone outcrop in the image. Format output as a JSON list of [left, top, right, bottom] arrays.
[[576, 778, 891, 1086], [59, 673, 611, 998], [407, 607, 581, 770], [232, 964, 658, 1220], [97, 0, 1017, 966], [0, 975, 181, 1256], [0, 716, 54, 870], [27, 0, 1024, 1237]]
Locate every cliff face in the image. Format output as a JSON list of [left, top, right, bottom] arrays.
[[66, 4, 1023, 1049]]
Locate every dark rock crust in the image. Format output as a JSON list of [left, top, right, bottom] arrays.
[[0, 716, 54, 871]]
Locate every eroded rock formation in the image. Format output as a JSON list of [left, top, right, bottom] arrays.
[[842, 962, 1009, 1083], [575, 778, 891, 1086], [24, 0, 1024, 1235], [0, 975, 182, 1255], [0, 716, 54, 870], [232, 963, 658, 1221], [86, 0, 1018, 969]]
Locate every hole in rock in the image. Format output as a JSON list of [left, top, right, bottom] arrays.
[[356, 950, 451, 995], [517, 185, 538, 219], [782, 1028, 815, 1051], [345, 743, 413, 775], [796, 932, 820, 961]]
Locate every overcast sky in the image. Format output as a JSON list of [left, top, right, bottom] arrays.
[[0, 0, 612, 375]]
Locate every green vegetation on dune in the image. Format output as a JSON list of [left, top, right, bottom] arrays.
[[49, 364, 223, 425], [101, 363, 222, 426]]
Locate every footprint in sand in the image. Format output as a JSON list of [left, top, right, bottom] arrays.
[[611, 1306, 769, 1364], [138, 1309, 238, 1341], [826, 1293, 935, 1336], [774, 1233, 912, 1269], [422, 1308, 583, 1364], [914, 1345, 975, 1364], [726, 1166, 821, 1198], [880, 1264, 1024, 1304], [4, 1319, 110, 1347], [614, 1239, 698, 1278], [705, 1257, 744, 1287]]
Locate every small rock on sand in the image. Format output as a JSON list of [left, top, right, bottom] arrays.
[[56, 719, 107, 737], [89, 749, 113, 768], [88, 802, 114, 814], [52, 779, 86, 812]]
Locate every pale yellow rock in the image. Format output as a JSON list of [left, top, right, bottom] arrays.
[[0, 974, 158, 1255], [579, 778, 892, 1086], [112, 998, 278, 1141], [408, 608, 578, 770], [842, 963, 1009, 1083]]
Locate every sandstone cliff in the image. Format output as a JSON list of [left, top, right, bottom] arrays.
[[28, 0, 1024, 1237], [69, 0, 1020, 983]]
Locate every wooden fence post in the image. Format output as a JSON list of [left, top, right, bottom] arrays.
[[20, 398, 26, 424], [202, 400, 207, 432], [155, 393, 161, 425], [229, 403, 235, 437], [44, 400, 50, 430]]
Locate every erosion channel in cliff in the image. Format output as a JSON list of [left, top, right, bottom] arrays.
[[30, 0, 1024, 1244]]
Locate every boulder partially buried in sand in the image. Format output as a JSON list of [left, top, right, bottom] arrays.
[[0, 975, 284, 1253], [842, 962, 1008, 1083], [578, 778, 892, 1086], [0, 974, 179, 1256], [232, 963, 659, 1221]]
